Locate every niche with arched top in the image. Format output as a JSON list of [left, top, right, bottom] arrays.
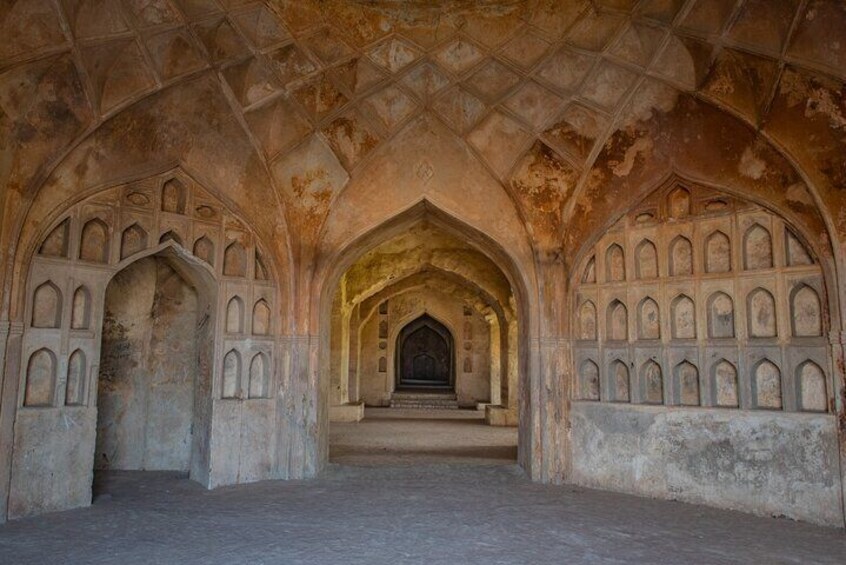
[[667, 186, 691, 218], [785, 229, 813, 266], [637, 297, 660, 340], [249, 353, 270, 399], [579, 360, 600, 401], [71, 286, 91, 330], [606, 300, 628, 341], [790, 285, 822, 337], [753, 360, 782, 410], [635, 240, 658, 279], [159, 230, 183, 246], [610, 360, 630, 403], [605, 244, 625, 282], [396, 315, 454, 390], [705, 231, 731, 273], [193, 236, 215, 266], [582, 256, 596, 283], [222, 350, 242, 399], [252, 299, 271, 335], [31, 281, 62, 329], [796, 361, 827, 412], [226, 296, 244, 334], [24, 348, 56, 407], [79, 218, 110, 263], [674, 361, 700, 406], [669, 236, 693, 276], [223, 241, 247, 277], [640, 360, 663, 404], [65, 349, 86, 406], [743, 224, 773, 270], [39, 218, 70, 258], [161, 178, 187, 214], [707, 292, 734, 338], [120, 224, 148, 260], [747, 288, 777, 338], [670, 295, 695, 339], [712, 360, 738, 407], [578, 301, 597, 340]]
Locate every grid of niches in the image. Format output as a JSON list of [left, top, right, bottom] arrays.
[[572, 186, 830, 413], [21, 169, 278, 409]]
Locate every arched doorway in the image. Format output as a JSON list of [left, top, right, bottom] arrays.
[[396, 315, 454, 391]]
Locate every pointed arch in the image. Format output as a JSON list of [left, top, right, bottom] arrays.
[[578, 359, 600, 401], [606, 300, 628, 341], [252, 299, 271, 335], [605, 244, 625, 282], [704, 230, 731, 273], [790, 284, 822, 337], [753, 359, 782, 410], [159, 230, 183, 246], [161, 177, 188, 214], [712, 359, 738, 408], [226, 296, 244, 334], [39, 218, 70, 258], [707, 292, 734, 338], [743, 224, 773, 270], [79, 218, 110, 263], [637, 297, 660, 340], [249, 353, 270, 399], [24, 348, 57, 407], [667, 186, 691, 218], [635, 239, 658, 279], [796, 361, 827, 413], [71, 286, 91, 330], [65, 349, 86, 406], [582, 256, 596, 283], [670, 294, 696, 339], [610, 360, 630, 403], [674, 361, 700, 406], [578, 300, 597, 340], [120, 223, 148, 259], [668, 235, 693, 276], [31, 281, 62, 328], [193, 236, 215, 267], [222, 349, 242, 399], [223, 241, 247, 277], [747, 288, 777, 338], [640, 360, 663, 404]]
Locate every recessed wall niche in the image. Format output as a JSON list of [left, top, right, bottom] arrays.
[[572, 182, 829, 413]]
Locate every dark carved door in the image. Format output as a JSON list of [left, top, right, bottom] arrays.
[[397, 315, 454, 390]]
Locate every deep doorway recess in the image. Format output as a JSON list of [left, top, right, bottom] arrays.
[[396, 315, 454, 391]]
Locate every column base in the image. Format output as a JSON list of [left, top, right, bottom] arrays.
[[485, 405, 518, 427], [329, 402, 365, 423]]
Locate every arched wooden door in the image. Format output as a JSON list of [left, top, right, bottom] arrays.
[[396, 315, 454, 390]]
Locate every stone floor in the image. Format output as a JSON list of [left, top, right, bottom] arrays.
[[1, 409, 845, 564]]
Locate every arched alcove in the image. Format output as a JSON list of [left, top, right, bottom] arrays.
[[395, 314, 455, 391]]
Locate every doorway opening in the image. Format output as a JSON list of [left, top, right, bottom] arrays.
[[396, 314, 454, 391], [94, 252, 213, 493]]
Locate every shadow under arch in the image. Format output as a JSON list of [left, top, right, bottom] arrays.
[[314, 199, 539, 477], [394, 313, 456, 391]]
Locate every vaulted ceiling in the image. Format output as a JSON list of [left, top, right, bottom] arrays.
[[2, 0, 845, 273]]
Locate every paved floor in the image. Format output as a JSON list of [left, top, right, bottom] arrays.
[[1, 409, 845, 564]]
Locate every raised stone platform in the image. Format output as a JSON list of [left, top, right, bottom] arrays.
[[329, 402, 365, 423], [485, 405, 518, 427], [390, 391, 459, 410]]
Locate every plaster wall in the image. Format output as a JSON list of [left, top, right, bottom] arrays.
[[570, 401, 844, 528]]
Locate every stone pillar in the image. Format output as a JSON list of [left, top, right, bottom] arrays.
[[0, 321, 22, 522], [830, 330, 846, 528]]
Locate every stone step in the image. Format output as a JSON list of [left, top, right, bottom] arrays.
[[390, 392, 459, 410]]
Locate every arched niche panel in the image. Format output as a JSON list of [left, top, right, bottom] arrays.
[[610, 360, 630, 403], [667, 186, 691, 218], [79, 219, 110, 263], [226, 296, 244, 334], [193, 236, 215, 266], [252, 299, 271, 335], [579, 360, 600, 401], [605, 244, 625, 282], [705, 231, 731, 274], [24, 348, 56, 407], [71, 286, 91, 330], [712, 360, 738, 408], [753, 360, 782, 410], [223, 241, 247, 278], [707, 292, 734, 339], [785, 229, 813, 266], [606, 300, 628, 341], [791, 285, 822, 337], [249, 353, 270, 399], [747, 288, 777, 338], [637, 297, 660, 340], [582, 256, 596, 283], [743, 224, 773, 270], [222, 349, 241, 399], [65, 349, 86, 406], [578, 301, 597, 340], [120, 224, 148, 260], [796, 361, 826, 413], [669, 236, 692, 276], [39, 218, 70, 258], [640, 360, 663, 404], [31, 281, 62, 329], [635, 240, 658, 279], [670, 295, 695, 339], [161, 178, 188, 214], [674, 361, 700, 406]]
